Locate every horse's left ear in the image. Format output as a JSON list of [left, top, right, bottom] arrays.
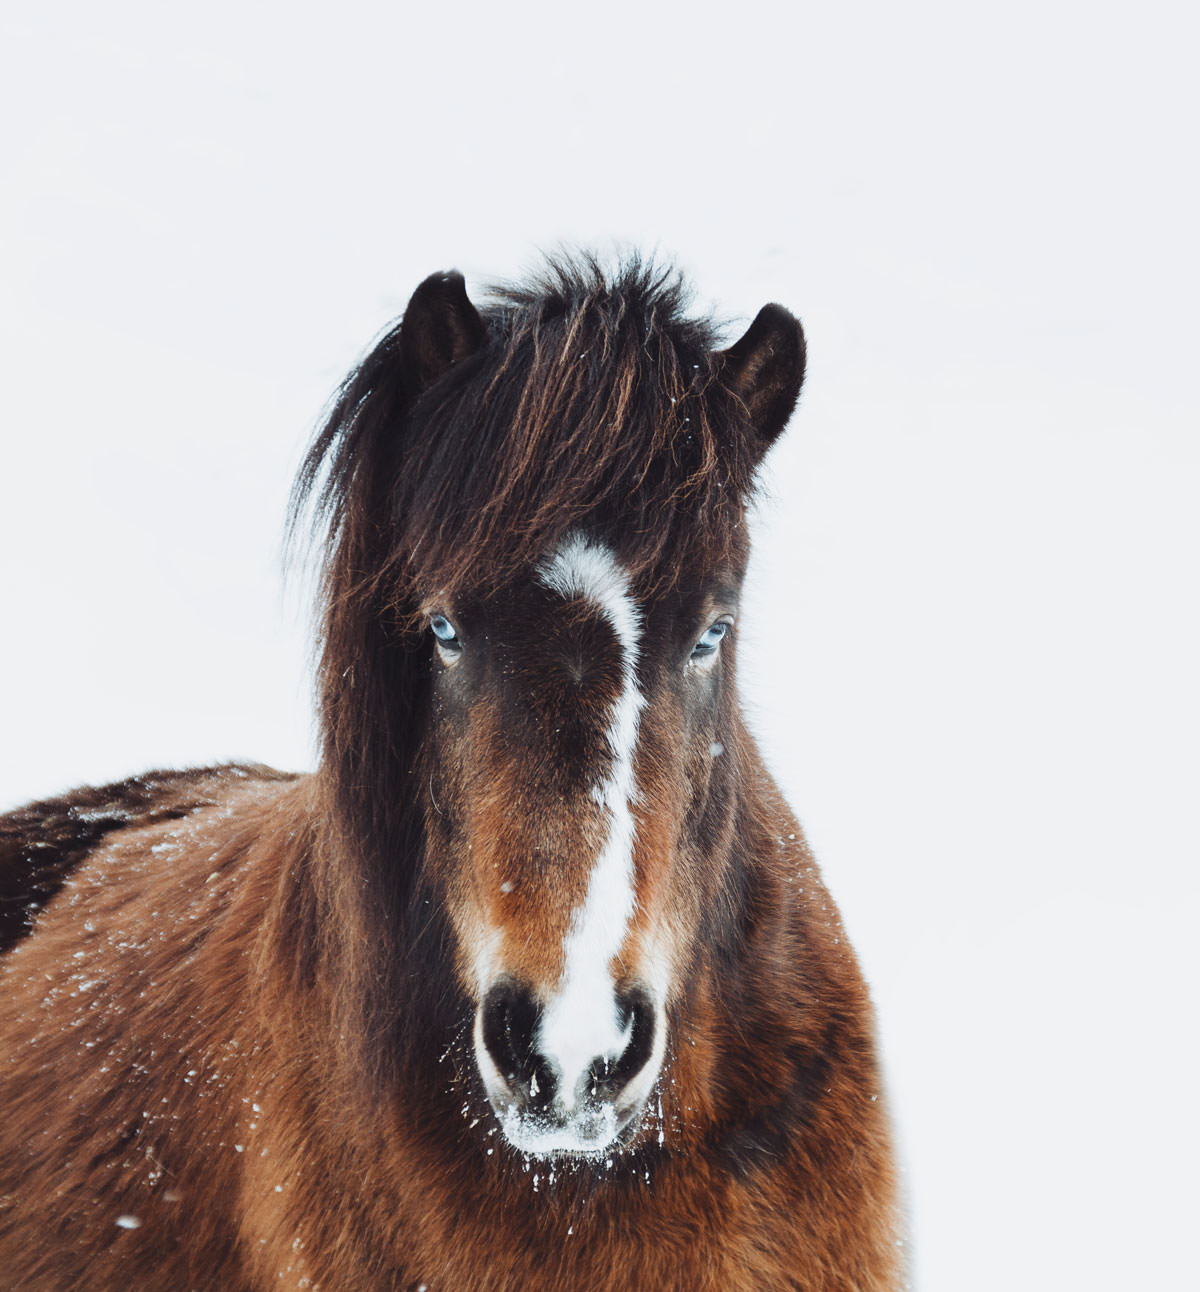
[[718, 304, 807, 454], [399, 271, 489, 400]]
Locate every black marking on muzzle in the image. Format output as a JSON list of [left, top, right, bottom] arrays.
[[585, 985, 656, 1103], [480, 979, 558, 1113]]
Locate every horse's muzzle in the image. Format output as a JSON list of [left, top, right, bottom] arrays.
[[475, 979, 659, 1156]]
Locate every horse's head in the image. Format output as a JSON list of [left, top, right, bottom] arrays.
[[301, 259, 804, 1158]]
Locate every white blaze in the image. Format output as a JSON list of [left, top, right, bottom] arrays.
[[535, 534, 644, 1106]]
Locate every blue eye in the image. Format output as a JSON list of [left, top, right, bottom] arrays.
[[690, 620, 729, 660], [430, 615, 460, 647]]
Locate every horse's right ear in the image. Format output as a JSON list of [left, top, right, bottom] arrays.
[[399, 271, 488, 400]]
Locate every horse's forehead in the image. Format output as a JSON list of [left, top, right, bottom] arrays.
[[443, 526, 740, 648], [537, 534, 640, 640]]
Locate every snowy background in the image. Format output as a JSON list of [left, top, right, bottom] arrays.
[[2, 2, 1197, 1287]]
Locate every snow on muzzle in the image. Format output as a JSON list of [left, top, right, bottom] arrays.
[[474, 977, 664, 1155]]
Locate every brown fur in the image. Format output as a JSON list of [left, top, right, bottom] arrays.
[[0, 256, 904, 1290]]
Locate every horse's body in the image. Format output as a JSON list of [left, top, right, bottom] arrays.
[[0, 259, 903, 1290]]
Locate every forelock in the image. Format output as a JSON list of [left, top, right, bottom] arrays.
[[392, 256, 756, 605]]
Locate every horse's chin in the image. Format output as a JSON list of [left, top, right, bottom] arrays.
[[490, 1095, 648, 1160]]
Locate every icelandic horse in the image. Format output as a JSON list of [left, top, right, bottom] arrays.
[[0, 257, 904, 1290]]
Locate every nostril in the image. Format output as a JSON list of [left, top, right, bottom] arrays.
[[481, 980, 536, 1083], [586, 986, 656, 1103], [481, 980, 557, 1111], [585, 1053, 619, 1102]]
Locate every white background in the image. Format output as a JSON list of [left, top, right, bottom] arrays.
[[2, 2, 1197, 1287]]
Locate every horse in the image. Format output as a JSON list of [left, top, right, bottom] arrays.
[[0, 257, 904, 1290]]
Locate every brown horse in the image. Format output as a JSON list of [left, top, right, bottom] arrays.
[[0, 258, 903, 1290]]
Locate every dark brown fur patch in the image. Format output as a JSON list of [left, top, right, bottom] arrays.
[[0, 765, 297, 954]]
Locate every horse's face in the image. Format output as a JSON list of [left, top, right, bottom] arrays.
[[422, 532, 742, 1156], [306, 265, 805, 1156]]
